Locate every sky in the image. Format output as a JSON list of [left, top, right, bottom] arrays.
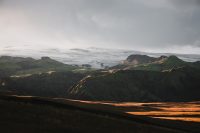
[[0, 0, 200, 54]]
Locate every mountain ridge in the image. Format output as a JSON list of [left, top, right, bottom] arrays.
[[68, 55, 200, 102], [112, 54, 198, 72]]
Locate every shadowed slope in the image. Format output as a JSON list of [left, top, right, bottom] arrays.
[[68, 66, 200, 102]]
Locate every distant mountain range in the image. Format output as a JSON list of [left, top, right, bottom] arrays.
[[1, 46, 200, 68], [0, 54, 200, 102]]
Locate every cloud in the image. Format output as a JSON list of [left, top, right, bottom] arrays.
[[0, 0, 200, 54], [170, 0, 200, 7], [194, 40, 200, 47]]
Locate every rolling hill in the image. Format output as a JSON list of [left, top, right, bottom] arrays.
[[0, 56, 81, 77], [0, 71, 86, 98]]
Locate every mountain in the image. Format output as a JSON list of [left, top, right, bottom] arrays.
[[0, 56, 91, 98], [125, 54, 164, 65], [111, 54, 166, 69], [0, 56, 80, 77], [1, 55, 200, 102], [132, 55, 191, 71], [1, 46, 200, 68], [68, 66, 200, 102], [0, 55, 199, 133], [112, 55, 197, 72]]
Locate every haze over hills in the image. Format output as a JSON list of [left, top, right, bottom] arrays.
[[1, 46, 200, 68]]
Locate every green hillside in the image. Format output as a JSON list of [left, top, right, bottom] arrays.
[[1, 55, 200, 102], [113, 55, 197, 72], [68, 66, 200, 102], [0, 56, 81, 77], [0, 72, 85, 98]]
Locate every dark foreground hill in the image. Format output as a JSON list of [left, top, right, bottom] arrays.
[[68, 66, 200, 102], [0, 94, 199, 133]]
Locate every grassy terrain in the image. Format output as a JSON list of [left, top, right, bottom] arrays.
[[68, 66, 200, 102], [112, 55, 200, 72], [133, 56, 188, 71], [1, 55, 200, 102], [74, 100, 200, 123], [0, 56, 84, 77], [0, 71, 86, 98], [0, 55, 200, 133], [0, 94, 199, 133]]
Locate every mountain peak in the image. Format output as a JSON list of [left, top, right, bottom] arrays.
[[125, 54, 156, 65], [168, 55, 180, 60], [41, 57, 51, 60], [164, 55, 184, 65]]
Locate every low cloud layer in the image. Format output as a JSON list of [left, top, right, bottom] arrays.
[[0, 0, 200, 54]]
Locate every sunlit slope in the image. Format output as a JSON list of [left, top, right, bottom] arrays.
[[65, 100, 200, 123], [0, 94, 199, 133]]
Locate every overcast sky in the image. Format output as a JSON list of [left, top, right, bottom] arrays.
[[0, 0, 200, 54]]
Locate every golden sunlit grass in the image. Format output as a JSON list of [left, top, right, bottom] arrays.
[[117, 102, 200, 122], [153, 117, 200, 122], [18, 96, 200, 123], [67, 100, 200, 123], [126, 111, 200, 116]]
